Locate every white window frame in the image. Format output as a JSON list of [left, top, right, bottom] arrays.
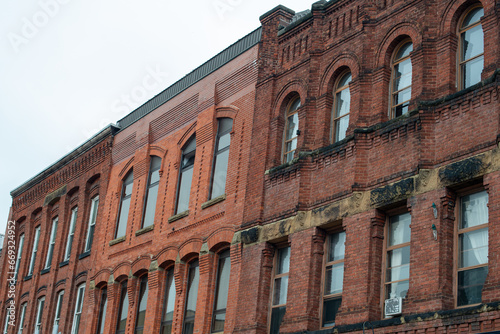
[[14, 234, 24, 281], [52, 290, 64, 334], [28, 226, 41, 276], [44, 217, 58, 270], [17, 303, 27, 334], [71, 284, 85, 334], [3, 309, 9, 334], [84, 196, 99, 252], [64, 207, 78, 261], [34, 296, 45, 334]]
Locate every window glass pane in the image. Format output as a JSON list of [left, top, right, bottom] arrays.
[[163, 270, 176, 322], [28, 227, 41, 275], [462, 25, 484, 60], [211, 149, 229, 199], [185, 261, 199, 318], [212, 312, 226, 333], [328, 232, 346, 262], [285, 113, 298, 140], [116, 197, 131, 238], [386, 280, 409, 299], [461, 191, 488, 229], [289, 98, 301, 112], [325, 263, 344, 295], [273, 276, 288, 305], [135, 278, 148, 329], [335, 87, 350, 118], [14, 234, 24, 280], [338, 72, 352, 88], [97, 288, 107, 334], [218, 118, 233, 134], [177, 167, 193, 213], [335, 116, 349, 142], [218, 132, 231, 151], [143, 183, 159, 227], [65, 208, 78, 260], [458, 266, 488, 306], [269, 306, 286, 334], [462, 7, 484, 28], [150, 156, 162, 171], [389, 213, 411, 246], [117, 285, 129, 331], [277, 247, 290, 274], [462, 56, 484, 88], [182, 153, 196, 169], [395, 42, 413, 59], [387, 246, 411, 282], [322, 297, 342, 327], [184, 137, 196, 153], [460, 228, 488, 267], [394, 60, 412, 91], [161, 324, 173, 334], [214, 253, 231, 311], [124, 180, 133, 196]]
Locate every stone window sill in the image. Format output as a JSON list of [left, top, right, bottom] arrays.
[[168, 210, 189, 223], [59, 260, 69, 268], [79, 251, 91, 260], [201, 194, 226, 210], [136, 224, 154, 236], [109, 236, 126, 246]]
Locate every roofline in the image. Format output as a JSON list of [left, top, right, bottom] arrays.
[[10, 124, 120, 197], [115, 27, 262, 131]]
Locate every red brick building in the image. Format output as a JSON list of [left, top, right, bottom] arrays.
[[1, 0, 500, 333]]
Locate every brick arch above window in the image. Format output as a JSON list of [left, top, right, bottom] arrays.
[[375, 23, 421, 68], [131, 256, 152, 276], [179, 238, 204, 262], [156, 247, 178, 267], [92, 269, 112, 286], [320, 53, 360, 97], [215, 105, 239, 120], [271, 80, 307, 119], [207, 227, 234, 252], [112, 262, 133, 280], [439, 0, 485, 34]]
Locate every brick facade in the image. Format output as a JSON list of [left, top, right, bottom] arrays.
[[0, 0, 499, 333]]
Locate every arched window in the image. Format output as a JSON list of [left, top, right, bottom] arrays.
[[116, 281, 129, 334], [212, 249, 231, 332], [183, 260, 199, 334], [459, 5, 484, 89], [390, 40, 413, 118], [134, 275, 149, 333], [161, 267, 176, 334], [283, 97, 300, 163], [116, 171, 133, 239], [332, 71, 352, 142], [71, 284, 85, 334], [142, 156, 161, 228], [176, 136, 196, 214], [96, 287, 107, 334]]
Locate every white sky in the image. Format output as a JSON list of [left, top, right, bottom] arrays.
[[0, 0, 311, 234]]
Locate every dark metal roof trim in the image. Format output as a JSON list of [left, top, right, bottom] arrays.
[[116, 27, 262, 130], [11, 124, 120, 197]]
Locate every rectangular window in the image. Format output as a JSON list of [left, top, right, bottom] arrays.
[[116, 281, 129, 334], [28, 226, 41, 276], [71, 284, 85, 334], [14, 234, 24, 281], [96, 288, 107, 334], [212, 249, 231, 332], [134, 276, 148, 334], [85, 196, 99, 252], [34, 296, 45, 334], [210, 119, 233, 199], [116, 172, 133, 239], [64, 207, 78, 261], [17, 303, 27, 334], [322, 231, 345, 327], [3, 308, 9, 334], [457, 190, 489, 306], [385, 212, 411, 306], [176, 137, 196, 214], [270, 247, 290, 334], [53, 290, 64, 334], [183, 260, 199, 334], [161, 268, 176, 334], [142, 157, 161, 228], [44, 217, 58, 270]]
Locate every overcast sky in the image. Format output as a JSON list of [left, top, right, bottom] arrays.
[[0, 0, 311, 234]]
